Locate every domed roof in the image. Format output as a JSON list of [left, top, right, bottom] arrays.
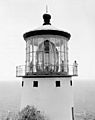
[[23, 13, 71, 40], [34, 24, 58, 31]]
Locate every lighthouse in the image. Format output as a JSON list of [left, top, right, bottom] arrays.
[[16, 11, 78, 120]]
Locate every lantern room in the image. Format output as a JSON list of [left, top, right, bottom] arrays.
[[16, 13, 78, 77]]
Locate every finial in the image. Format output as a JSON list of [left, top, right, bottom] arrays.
[[43, 5, 51, 25], [43, 13, 51, 25], [46, 5, 48, 13]]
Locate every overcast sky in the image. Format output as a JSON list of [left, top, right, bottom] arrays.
[[0, 0, 95, 81]]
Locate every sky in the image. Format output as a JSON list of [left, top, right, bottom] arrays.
[[0, 0, 95, 81]]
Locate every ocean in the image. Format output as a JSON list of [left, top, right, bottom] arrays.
[[0, 81, 21, 119], [0, 80, 95, 119]]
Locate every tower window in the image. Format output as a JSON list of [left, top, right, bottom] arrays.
[[33, 81, 38, 87], [22, 81, 24, 87], [56, 81, 60, 87], [70, 80, 72, 86]]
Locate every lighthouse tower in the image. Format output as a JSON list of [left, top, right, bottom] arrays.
[[16, 11, 78, 120]]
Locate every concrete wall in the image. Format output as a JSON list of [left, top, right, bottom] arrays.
[[21, 77, 73, 120]]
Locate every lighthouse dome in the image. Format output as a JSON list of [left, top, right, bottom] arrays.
[[23, 13, 71, 39], [22, 13, 71, 76], [16, 11, 78, 77]]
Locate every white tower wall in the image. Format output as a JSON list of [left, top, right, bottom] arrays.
[[21, 77, 73, 120]]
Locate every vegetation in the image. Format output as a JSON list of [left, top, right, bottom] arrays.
[[5, 105, 47, 120]]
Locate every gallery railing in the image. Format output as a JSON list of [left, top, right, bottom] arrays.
[[16, 64, 78, 77]]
